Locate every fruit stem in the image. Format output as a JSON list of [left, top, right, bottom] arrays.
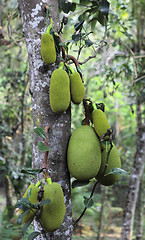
[[35, 181, 41, 187], [83, 99, 90, 126], [46, 18, 53, 34], [92, 103, 97, 110], [46, 178, 52, 184], [68, 66, 75, 75], [59, 61, 64, 70]]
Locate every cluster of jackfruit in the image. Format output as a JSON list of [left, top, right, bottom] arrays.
[[49, 66, 85, 113], [18, 179, 66, 232], [67, 108, 121, 186]]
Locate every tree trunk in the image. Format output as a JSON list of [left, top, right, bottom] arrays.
[[135, 181, 143, 240], [121, 96, 145, 240], [18, 0, 73, 239]]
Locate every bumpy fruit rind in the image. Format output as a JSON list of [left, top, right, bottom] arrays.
[[96, 143, 121, 186], [49, 69, 70, 113], [67, 125, 101, 181], [70, 72, 85, 104], [92, 109, 111, 139], [40, 182, 66, 232], [41, 32, 56, 65], [19, 184, 39, 223]]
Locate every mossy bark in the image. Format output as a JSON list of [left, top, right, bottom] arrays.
[[18, 0, 73, 239]]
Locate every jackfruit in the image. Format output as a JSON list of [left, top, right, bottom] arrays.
[[67, 125, 101, 181], [40, 182, 66, 232], [41, 32, 56, 65], [19, 184, 39, 223], [92, 109, 111, 139], [96, 144, 121, 186], [70, 72, 85, 104], [49, 69, 70, 113]]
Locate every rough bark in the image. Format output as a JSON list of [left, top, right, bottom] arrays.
[[135, 181, 143, 240], [18, 0, 73, 239], [121, 97, 145, 240]]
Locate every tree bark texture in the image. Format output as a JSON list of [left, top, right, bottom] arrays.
[[18, 0, 73, 239], [121, 97, 145, 240], [135, 181, 143, 240]]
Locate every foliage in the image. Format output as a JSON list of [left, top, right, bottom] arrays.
[[0, 0, 145, 239]]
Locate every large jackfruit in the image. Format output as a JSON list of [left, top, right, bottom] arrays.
[[40, 182, 66, 232], [49, 69, 70, 113], [70, 72, 85, 104], [19, 184, 39, 223], [41, 32, 56, 65], [92, 109, 111, 139], [96, 144, 121, 186], [67, 125, 101, 181]]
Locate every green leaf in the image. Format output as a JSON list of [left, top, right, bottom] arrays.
[[22, 219, 33, 236], [15, 198, 31, 211], [104, 167, 130, 176], [72, 180, 90, 189], [74, 20, 84, 31], [85, 39, 94, 47], [27, 188, 32, 199], [100, 0, 110, 16], [83, 196, 94, 208], [17, 209, 30, 224], [28, 231, 41, 240], [34, 127, 47, 139], [21, 168, 43, 175], [37, 142, 51, 152], [60, 1, 76, 14], [76, 65, 83, 77], [39, 199, 51, 207]]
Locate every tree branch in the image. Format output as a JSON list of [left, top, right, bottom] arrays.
[[79, 16, 108, 65]]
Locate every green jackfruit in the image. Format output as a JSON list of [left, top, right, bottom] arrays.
[[19, 184, 39, 223], [41, 32, 56, 65], [67, 125, 101, 181], [92, 109, 111, 139], [40, 182, 66, 232], [96, 144, 121, 186], [70, 72, 85, 104], [49, 69, 70, 113]]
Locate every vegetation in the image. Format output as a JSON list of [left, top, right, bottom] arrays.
[[0, 0, 145, 239]]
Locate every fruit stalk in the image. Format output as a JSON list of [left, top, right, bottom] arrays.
[[83, 99, 90, 125]]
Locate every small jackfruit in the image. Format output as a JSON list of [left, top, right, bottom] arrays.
[[67, 125, 101, 181], [70, 72, 85, 104], [19, 184, 39, 223], [41, 32, 56, 65], [49, 69, 70, 113], [96, 144, 121, 186], [40, 182, 66, 232], [92, 109, 111, 139]]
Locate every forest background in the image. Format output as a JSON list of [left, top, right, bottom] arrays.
[[0, 0, 145, 239]]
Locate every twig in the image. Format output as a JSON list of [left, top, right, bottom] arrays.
[[79, 16, 108, 65], [59, 34, 66, 60], [133, 75, 145, 83], [42, 126, 50, 179]]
